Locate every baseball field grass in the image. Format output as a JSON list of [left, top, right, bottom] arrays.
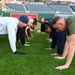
[[0, 23, 75, 75]]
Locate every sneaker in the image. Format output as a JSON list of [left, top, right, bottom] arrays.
[[31, 35, 34, 37], [50, 53, 59, 56], [14, 51, 25, 55], [25, 42, 29, 44], [28, 38, 31, 40], [46, 48, 52, 50], [24, 44, 30, 46]]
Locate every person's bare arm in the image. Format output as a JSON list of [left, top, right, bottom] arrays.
[[55, 34, 75, 70], [54, 36, 69, 59], [25, 27, 29, 39], [66, 34, 75, 67], [62, 36, 69, 57]]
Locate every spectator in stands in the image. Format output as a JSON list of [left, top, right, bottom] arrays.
[[41, 22, 66, 55], [52, 16, 75, 70], [0, 15, 29, 55]]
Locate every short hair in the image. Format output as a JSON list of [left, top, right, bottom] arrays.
[[33, 18, 37, 25], [39, 17, 44, 24], [51, 16, 61, 25], [41, 22, 49, 32]]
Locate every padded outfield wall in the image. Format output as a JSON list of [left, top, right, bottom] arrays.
[[10, 13, 38, 19], [38, 13, 54, 19], [10, 13, 55, 19], [0, 11, 55, 19], [54, 14, 73, 18], [0, 12, 73, 19], [0, 11, 10, 17]]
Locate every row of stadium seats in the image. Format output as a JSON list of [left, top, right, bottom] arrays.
[[0, 3, 75, 13], [25, 3, 54, 13]]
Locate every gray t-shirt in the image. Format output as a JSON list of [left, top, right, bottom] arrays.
[[66, 15, 75, 35]]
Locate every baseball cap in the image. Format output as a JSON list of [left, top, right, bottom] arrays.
[[18, 15, 29, 24]]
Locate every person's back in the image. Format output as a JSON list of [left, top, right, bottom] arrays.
[[0, 17, 18, 34]]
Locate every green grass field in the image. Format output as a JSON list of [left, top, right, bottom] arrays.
[[0, 24, 75, 75]]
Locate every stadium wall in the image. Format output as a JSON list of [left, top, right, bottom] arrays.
[[10, 13, 54, 19], [38, 13, 54, 19], [54, 13, 73, 18], [10, 13, 38, 19], [0, 12, 55, 20], [0, 11, 10, 16], [0, 11, 72, 19]]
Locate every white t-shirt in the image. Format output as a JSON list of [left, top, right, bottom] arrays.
[[0, 17, 18, 52]]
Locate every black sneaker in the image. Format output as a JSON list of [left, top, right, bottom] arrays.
[[14, 51, 25, 55]]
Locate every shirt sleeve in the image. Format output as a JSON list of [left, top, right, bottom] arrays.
[[67, 16, 75, 35], [68, 22, 75, 35], [6, 19, 18, 53]]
